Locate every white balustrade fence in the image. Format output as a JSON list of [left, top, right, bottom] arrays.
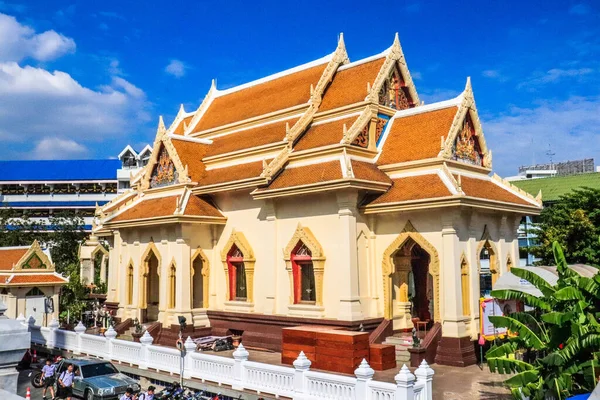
[[27, 319, 434, 400]]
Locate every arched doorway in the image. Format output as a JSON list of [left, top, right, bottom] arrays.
[[227, 245, 247, 301], [390, 239, 433, 329], [141, 247, 160, 322], [382, 221, 440, 329]]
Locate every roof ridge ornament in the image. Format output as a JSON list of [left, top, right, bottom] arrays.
[[157, 116, 167, 137], [367, 33, 420, 106]]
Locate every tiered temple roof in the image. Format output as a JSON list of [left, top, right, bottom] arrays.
[[97, 34, 541, 228], [0, 241, 68, 287]]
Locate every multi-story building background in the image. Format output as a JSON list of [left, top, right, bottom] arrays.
[[0, 145, 150, 231], [511, 158, 600, 266]]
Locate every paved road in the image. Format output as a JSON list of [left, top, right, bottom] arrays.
[[17, 368, 45, 400]]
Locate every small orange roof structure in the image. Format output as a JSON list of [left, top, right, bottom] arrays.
[[0, 241, 68, 287]]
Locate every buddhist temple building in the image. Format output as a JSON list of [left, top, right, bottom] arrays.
[[87, 34, 542, 366], [0, 240, 66, 326]]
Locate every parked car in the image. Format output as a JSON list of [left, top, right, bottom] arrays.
[[54, 358, 140, 400]]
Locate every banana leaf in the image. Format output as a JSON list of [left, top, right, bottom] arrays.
[[541, 311, 574, 326], [511, 267, 556, 296], [504, 370, 540, 387], [486, 341, 518, 358], [577, 277, 600, 298], [554, 286, 585, 301], [488, 356, 535, 374], [489, 315, 547, 349], [538, 352, 565, 367], [490, 289, 552, 311]]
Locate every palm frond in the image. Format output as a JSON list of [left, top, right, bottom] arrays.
[[489, 315, 547, 349]]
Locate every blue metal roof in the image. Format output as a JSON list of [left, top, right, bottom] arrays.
[[1, 201, 109, 208], [0, 159, 121, 181]]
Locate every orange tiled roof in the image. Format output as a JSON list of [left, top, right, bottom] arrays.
[[320, 58, 386, 111], [294, 116, 358, 151], [368, 174, 452, 205], [173, 115, 195, 135], [263, 160, 343, 190], [171, 138, 209, 182], [378, 106, 457, 165], [460, 176, 533, 206], [194, 63, 327, 132], [184, 195, 223, 217], [351, 161, 392, 184], [206, 118, 297, 157], [201, 161, 267, 186], [0, 248, 27, 270], [1, 274, 67, 285], [111, 196, 179, 222]]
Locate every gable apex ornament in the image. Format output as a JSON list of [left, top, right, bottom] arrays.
[[157, 115, 167, 136]]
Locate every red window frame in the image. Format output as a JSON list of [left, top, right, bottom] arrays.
[[226, 245, 244, 301], [291, 242, 314, 304]]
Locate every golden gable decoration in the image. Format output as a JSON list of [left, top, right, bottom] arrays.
[[150, 147, 179, 188]]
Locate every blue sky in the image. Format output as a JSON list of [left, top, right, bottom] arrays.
[[0, 0, 598, 176]]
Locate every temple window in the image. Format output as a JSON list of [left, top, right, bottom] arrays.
[[192, 254, 204, 308], [26, 287, 43, 296], [169, 264, 176, 309], [291, 241, 316, 304], [378, 66, 411, 110], [452, 115, 483, 166], [479, 241, 497, 297], [227, 245, 247, 301], [127, 264, 134, 305]]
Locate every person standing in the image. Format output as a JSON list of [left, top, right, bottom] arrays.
[[57, 364, 75, 400], [119, 388, 136, 400], [41, 359, 56, 400]]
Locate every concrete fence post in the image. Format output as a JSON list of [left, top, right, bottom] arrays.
[[232, 343, 249, 391], [73, 321, 86, 355], [47, 318, 59, 348], [292, 351, 311, 400], [414, 360, 435, 400], [395, 364, 415, 400], [138, 330, 154, 370], [183, 336, 196, 379], [354, 358, 375, 399], [104, 326, 117, 359]]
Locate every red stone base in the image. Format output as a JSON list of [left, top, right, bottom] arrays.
[[207, 310, 383, 352], [434, 336, 477, 367]]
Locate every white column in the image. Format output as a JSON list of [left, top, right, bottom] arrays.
[[354, 359, 375, 399], [293, 351, 311, 400], [264, 199, 277, 314], [232, 343, 249, 391], [336, 190, 363, 320], [441, 213, 468, 338], [106, 232, 120, 304], [414, 360, 435, 400], [394, 364, 415, 400], [138, 331, 154, 370]]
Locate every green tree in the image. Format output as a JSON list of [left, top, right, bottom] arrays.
[[531, 187, 600, 266], [486, 241, 600, 399], [0, 208, 89, 322]]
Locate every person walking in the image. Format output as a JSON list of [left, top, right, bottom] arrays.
[[41, 359, 56, 400], [119, 388, 136, 400], [57, 364, 75, 400], [137, 385, 155, 400]]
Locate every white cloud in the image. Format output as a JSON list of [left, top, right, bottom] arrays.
[[165, 59, 186, 78], [482, 69, 499, 78], [569, 4, 590, 15], [419, 88, 460, 104], [0, 62, 150, 158], [0, 13, 75, 62], [518, 68, 594, 89], [483, 96, 600, 176], [411, 71, 422, 80], [29, 138, 87, 159]]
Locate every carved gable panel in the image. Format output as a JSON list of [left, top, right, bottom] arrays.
[[378, 64, 412, 110], [351, 115, 390, 148], [150, 146, 179, 188], [23, 253, 45, 269], [452, 113, 483, 166]]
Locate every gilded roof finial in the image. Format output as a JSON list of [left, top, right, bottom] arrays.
[[178, 103, 186, 116], [337, 32, 345, 50], [465, 76, 473, 95], [157, 115, 166, 135]]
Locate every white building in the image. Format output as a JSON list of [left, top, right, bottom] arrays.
[[0, 146, 150, 231]]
